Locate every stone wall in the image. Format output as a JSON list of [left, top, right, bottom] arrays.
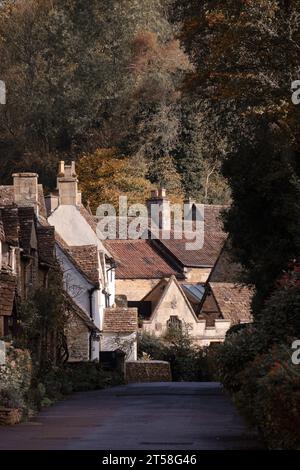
[[142, 278, 231, 346], [66, 312, 90, 362], [125, 360, 171, 383], [185, 267, 211, 282], [116, 278, 161, 301]]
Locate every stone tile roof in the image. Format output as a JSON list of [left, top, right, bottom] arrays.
[[104, 239, 183, 279], [0, 186, 14, 206], [37, 226, 55, 266], [208, 244, 244, 283], [65, 245, 100, 286], [103, 307, 138, 333], [157, 205, 226, 268], [209, 282, 253, 324], [200, 243, 254, 325], [0, 271, 16, 316], [18, 207, 35, 254], [154, 231, 226, 268], [1, 207, 19, 245]]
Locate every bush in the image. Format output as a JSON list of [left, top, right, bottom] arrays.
[[138, 328, 213, 381], [0, 344, 32, 414], [235, 344, 300, 449], [217, 286, 300, 449]]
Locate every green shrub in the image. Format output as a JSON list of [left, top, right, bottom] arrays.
[[138, 329, 213, 381], [258, 286, 300, 343], [0, 344, 32, 413]]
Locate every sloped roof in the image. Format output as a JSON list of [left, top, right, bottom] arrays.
[[208, 243, 245, 283], [149, 205, 227, 268], [142, 275, 200, 323], [209, 282, 253, 324], [200, 242, 254, 325], [64, 245, 100, 286], [103, 307, 138, 333], [153, 231, 226, 268], [0, 271, 16, 316], [104, 239, 183, 279], [37, 226, 55, 266], [1, 207, 19, 245], [18, 206, 36, 254]]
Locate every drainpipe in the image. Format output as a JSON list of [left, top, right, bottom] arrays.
[[88, 287, 97, 320], [88, 287, 96, 361]]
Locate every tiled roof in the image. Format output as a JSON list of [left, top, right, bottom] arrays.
[[37, 226, 55, 266], [208, 243, 245, 283], [148, 205, 227, 268], [103, 307, 138, 332], [0, 186, 14, 206], [199, 243, 254, 324], [18, 206, 35, 254], [65, 245, 100, 286], [154, 231, 226, 268], [1, 207, 19, 245], [104, 239, 183, 279], [209, 282, 253, 324], [0, 271, 16, 316]]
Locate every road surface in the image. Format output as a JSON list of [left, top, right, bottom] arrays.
[[0, 382, 262, 450]]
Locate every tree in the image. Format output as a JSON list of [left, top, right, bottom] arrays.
[[222, 122, 300, 313], [76, 148, 153, 212], [0, 0, 188, 188], [147, 154, 183, 202], [170, 0, 300, 197]]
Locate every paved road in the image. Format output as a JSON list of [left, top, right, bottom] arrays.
[[0, 382, 262, 450]]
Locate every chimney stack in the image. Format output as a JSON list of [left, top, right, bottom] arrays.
[[13, 173, 39, 213], [44, 193, 59, 216], [146, 187, 170, 231], [57, 161, 82, 206]]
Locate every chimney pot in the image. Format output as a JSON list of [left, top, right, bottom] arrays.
[[58, 161, 65, 176], [158, 188, 166, 198]]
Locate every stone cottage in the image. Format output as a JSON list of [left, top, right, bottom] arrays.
[[46, 162, 138, 361], [141, 276, 231, 346], [0, 170, 137, 362], [0, 175, 56, 336], [199, 243, 253, 326], [104, 189, 226, 304]]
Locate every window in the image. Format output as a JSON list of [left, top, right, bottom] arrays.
[[167, 315, 182, 330]]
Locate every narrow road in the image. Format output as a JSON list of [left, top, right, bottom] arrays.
[[0, 382, 262, 450]]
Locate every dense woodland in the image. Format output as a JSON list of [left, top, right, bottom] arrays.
[[0, 0, 300, 302]]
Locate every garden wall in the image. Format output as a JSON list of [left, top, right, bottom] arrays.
[[125, 360, 171, 383]]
